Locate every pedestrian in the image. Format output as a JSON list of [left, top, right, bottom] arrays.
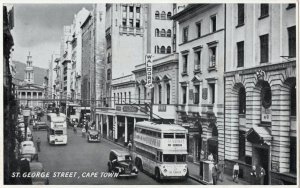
[[36, 137, 41, 152], [128, 141, 132, 151], [212, 162, 219, 185], [259, 166, 266, 185], [232, 163, 239, 183], [218, 158, 225, 182], [82, 127, 86, 138], [208, 153, 214, 161], [250, 165, 258, 185], [73, 121, 77, 134]]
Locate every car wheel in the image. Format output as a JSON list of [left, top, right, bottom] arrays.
[[155, 168, 161, 182]]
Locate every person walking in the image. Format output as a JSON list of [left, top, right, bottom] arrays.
[[218, 158, 225, 182], [232, 163, 239, 183], [259, 166, 266, 185], [212, 162, 219, 185], [250, 165, 258, 185], [36, 137, 41, 152]]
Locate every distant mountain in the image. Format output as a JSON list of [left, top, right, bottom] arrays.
[[13, 60, 48, 86]]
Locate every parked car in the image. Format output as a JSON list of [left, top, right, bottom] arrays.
[[19, 142, 38, 162], [20, 127, 33, 141], [33, 121, 47, 131], [87, 130, 101, 142], [29, 162, 49, 185], [107, 149, 138, 178]]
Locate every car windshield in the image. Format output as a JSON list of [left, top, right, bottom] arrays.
[[118, 155, 132, 161]]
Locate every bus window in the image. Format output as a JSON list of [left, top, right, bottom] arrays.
[[163, 154, 175, 162], [176, 155, 186, 162], [55, 130, 63, 135], [163, 133, 174, 138], [175, 133, 185, 138]]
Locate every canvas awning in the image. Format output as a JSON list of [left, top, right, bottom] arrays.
[[246, 126, 272, 144]]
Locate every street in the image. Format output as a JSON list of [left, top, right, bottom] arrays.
[[31, 122, 198, 185]]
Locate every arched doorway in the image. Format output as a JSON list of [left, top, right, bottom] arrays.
[[207, 123, 218, 161]]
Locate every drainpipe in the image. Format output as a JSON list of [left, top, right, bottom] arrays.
[[223, 4, 227, 162]]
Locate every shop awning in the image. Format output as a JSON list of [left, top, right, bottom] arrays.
[[246, 126, 272, 144]]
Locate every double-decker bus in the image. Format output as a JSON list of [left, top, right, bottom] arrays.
[[46, 112, 67, 145], [133, 121, 189, 181]]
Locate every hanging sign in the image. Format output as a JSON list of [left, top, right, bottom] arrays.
[[145, 54, 153, 88]]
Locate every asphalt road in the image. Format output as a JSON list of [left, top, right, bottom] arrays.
[[30, 119, 199, 185]]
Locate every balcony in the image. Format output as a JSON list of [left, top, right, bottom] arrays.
[[119, 26, 144, 36]]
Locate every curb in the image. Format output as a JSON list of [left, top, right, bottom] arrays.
[[101, 136, 205, 184]]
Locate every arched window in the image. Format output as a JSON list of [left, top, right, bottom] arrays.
[[161, 11, 166, 20], [107, 69, 111, 80], [291, 83, 296, 116], [167, 46, 171, 53], [167, 29, 171, 37], [161, 29, 166, 37], [156, 46, 160, 54], [160, 46, 166, 54], [155, 11, 160, 19], [167, 12, 172, 19], [155, 28, 159, 37], [261, 81, 272, 109], [239, 86, 246, 114]]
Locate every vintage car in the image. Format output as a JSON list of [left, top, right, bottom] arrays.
[[87, 129, 101, 142], [19, 143, 38, 162], [33, 121, 47, 131], [29, 162, 49, 185], [19, 127, 33, 141], [107, 149, 138, 178]]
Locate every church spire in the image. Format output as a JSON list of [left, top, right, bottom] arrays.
[[25, 51, 34, 83]]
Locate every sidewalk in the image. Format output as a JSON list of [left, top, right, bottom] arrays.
[[188, 162, 250, 185]]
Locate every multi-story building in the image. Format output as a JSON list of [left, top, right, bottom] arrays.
[[224, 3, 296, 185], [70, 8, 90, 102], [172, 4, 225, 164], [48, 53, 59, 99]]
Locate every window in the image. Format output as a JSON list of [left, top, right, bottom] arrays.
[[182, 86, 187, 104], [166, 83, 170, 104], [155, 11, 160, 19], [122, 5, 127, 18], [120, 93, 123, 104], [237, 41, 244, 67], [129, 19, 133, 27], [129, 92, 131, 103], [167, 46, 171, 53], [260, 4, 269, 18], [161, 11, 166, 20], [196, 22, 201, 37], [239, 86, 246, 114], [237, 4, 245, 26], [163, 154, 175, 162], [260, 34, 269, 63], [183, 54, 188, 73], [155, 46, 160, 54], [194, 51, 201, 70], [129, 6, 133, 12], [158, 85, 162, 104], [288, 26, 296, 57], [155, 28, 159, 37], [175, 133, 185, 138], [136, 19, 140, 28], [113, 93, 116, 104], [261, 81, 272, 109], [117, 93, 120, 104], [287, 4, 296, 9], [291, 83, 296, 116], [138, 87, 140, 104], [194, 85, 200, 104], [122, 19, 126, 27], [124, 92, 127, 103], [107, 69, 111, 80], [290, 137, 296, 174], [167, 12, 172, 19], [209, 46, 216, 67], [238, 131, 246, 161], [211, 15, 216, 32], [161, 29, 166, 37], [209, 83, 215, 104], [136, 6, 140, 13], [167, 29, 171, 37], [183, 27, 189, 43], [163, 133, 174, 138], [160, 46, 166, 54]]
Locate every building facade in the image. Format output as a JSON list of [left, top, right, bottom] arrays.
[[224, 3, 296, 185], [172, 4, 225, 163], [48, 53, 59, 99]]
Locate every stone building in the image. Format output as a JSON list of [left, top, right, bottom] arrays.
[[224, 3, 296, 185]]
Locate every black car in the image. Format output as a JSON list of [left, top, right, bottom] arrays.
[[87, 130, 101, 142], [107, 149, 138, 178]]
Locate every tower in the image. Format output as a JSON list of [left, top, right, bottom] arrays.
[[25, 51, 34, 84]]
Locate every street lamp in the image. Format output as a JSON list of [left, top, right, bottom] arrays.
[[22, 106, 31, 141]]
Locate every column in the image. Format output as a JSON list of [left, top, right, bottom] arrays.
[[125, 116, 128, 143], [100, 115, 103, 135], [25, 92, 28, 106], [114, 116, 118, 142], [106, 115, 109, 138]]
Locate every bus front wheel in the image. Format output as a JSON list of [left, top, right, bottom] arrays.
[[155, 168, 161, 182]]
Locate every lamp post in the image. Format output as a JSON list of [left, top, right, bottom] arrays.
[[22, 105, 31, 141]]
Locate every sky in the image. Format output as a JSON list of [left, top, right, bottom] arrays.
[[10, 4, 93, 69]]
